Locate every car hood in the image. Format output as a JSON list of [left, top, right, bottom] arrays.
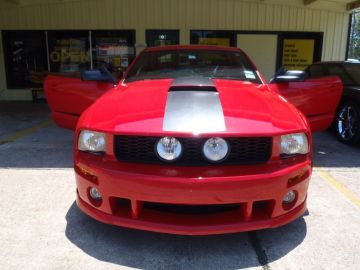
[[79, 78, 307, 136]]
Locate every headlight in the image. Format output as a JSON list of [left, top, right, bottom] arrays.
[[203, 137, 229, 162], [156, 137, 182, 161], [281, 133, 309, 156], [78, 130, 106, 153]]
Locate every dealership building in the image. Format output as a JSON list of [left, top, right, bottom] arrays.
[[0, 0, 358, 101]]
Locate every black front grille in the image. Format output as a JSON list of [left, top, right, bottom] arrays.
[[144, 202, 241, 215], [114, 136, 272, 165]]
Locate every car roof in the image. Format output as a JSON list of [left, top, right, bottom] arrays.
[[143, 45, 243, 53]]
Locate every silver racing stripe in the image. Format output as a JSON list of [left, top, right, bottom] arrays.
[[171, 76, 215, 87], [163, 91, 226, 134]]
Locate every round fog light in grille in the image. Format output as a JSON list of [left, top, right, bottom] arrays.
[[203, 137, 229, 162], [89, 187, 102, 201], [283, 190, 296, 204], [156, 137, 182, 162]]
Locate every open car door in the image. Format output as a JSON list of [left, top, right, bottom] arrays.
[[44, 70, 116, 130], [269, 72, 343, 132]]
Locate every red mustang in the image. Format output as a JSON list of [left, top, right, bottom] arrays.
[[45, 45, 342, 235]]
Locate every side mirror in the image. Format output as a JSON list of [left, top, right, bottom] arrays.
[[81, 66, 117, 85], [270, 70, 308, 83], [118, 70, 124, 81]]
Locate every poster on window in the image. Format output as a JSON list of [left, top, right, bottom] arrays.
[[93, 37, 133, 69], [198, 37, 230, 47], [282, 39, 315, 70]]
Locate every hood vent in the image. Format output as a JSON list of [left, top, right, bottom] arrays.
[[169, 86, 217, 92], [169, 76, 216, 92]]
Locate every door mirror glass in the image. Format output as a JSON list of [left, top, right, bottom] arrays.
[[81, 66, 116, 84], [270, 70, 308, 83]]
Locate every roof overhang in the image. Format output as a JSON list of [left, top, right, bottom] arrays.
[[0, 0, 359, 13], [346, 1, 360, 11]]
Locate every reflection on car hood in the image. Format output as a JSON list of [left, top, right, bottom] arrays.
[[79, 78, 307, 136]]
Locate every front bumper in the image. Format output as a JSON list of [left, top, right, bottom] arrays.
[[75, 153, 311, 235]]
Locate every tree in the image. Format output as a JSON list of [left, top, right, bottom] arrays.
[[348, 11, 360, 60]]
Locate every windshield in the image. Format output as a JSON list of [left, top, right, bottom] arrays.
[[125, 50, 262, 84]]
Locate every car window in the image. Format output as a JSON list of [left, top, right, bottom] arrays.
[[158, 53, 173, 64], [344, 63, 360, 85], [326, 64, 355, 85], [125, 50, 262, 84], [327, 65, 343, 75], [308, 64, 325, 78]]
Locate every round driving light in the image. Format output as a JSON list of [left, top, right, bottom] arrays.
[[203, 137, 229, 162], [283, 190, 296, 204], [89, 187, 102, 201], [156, 137, 182, 161]]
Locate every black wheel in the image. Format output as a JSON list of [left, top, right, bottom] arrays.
[[336, 102, 360, 145]]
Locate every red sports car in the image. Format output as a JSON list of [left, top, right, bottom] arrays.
[[45, 45, 342, 235]]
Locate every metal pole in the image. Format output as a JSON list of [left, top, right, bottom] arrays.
[[45, 31, 50, 72], [89, 30, 93, 69]]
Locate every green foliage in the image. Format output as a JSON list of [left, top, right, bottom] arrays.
[[348, 11, 360, 60]]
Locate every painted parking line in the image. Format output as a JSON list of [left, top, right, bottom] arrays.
[[315, 169, 360, 210], [0, 118, 52, 146]]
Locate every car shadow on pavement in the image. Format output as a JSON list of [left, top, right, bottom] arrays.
[[312, 132, 360, 168], [65, 202, 307, 269]]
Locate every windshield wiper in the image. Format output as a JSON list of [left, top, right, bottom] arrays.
[[211, 76, 246, 80]]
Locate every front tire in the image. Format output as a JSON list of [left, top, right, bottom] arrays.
[[335, 102, 360, 145]]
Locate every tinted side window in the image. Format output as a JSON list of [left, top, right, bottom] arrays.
[[327, 64, 352, 85], [344, 63, 360, 85], [308, 64, 325, 78], [327, 64, 344, 76]]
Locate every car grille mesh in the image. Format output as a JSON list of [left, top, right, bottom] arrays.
[[114, 136, 272, 165]]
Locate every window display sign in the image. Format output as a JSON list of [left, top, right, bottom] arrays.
[[190, 30, 236, 47], [49, 39, 90, 72], [198, 37, 230, 46], [48, 31, 90, 73], [282, 39, 315, 70], [94, 39, 129, 69], [92, 30, 136, 71]]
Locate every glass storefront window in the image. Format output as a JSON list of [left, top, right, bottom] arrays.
[[2, 30, 137, 89], [146, 30, 180, 47], [92, 30, 135, 72], [190, 30, 236, 47], [48, 31, 91, 73], [2, 31, 47, 89]]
